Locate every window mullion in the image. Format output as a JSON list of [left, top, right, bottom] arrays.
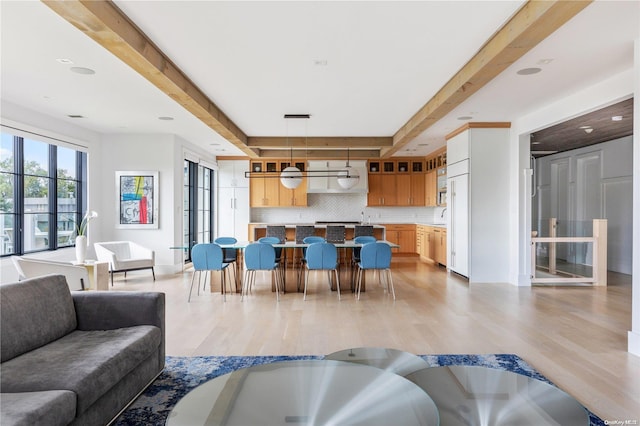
[[49, 144, 57, 250], [14, 137, 24, 254]]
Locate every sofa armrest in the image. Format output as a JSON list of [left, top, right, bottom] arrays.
[[72, 291, 164, 332], [94, 244, 118, 269], [72, 291, 165, 371]]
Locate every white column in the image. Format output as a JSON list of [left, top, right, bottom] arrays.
[[629, 37, 640, 356]]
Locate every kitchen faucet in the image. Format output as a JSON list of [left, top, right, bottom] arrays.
[[440, 208, 447, 218]]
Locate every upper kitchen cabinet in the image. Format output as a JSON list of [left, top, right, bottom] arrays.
[[279, 160, 307, 206], [367, 159, 425, 207], [424, 148, 446, 207], [307, 160, 368, 194], [368, 173, 397, 206], [249, 160, 280, 207], [218, 160, 249, 188], [445, 123, 510, 282], [249, 159, 312, 207]]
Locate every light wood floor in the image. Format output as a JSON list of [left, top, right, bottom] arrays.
[[113, 257, 639, 422]]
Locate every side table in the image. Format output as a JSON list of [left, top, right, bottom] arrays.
[[72, 260, 109, 291]]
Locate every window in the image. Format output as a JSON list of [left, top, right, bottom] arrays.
[[0, 131, 86, 256], [183, 160, 215, 262]]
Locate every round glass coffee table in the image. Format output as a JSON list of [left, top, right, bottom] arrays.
[[166, 359, 440, 425], [324, 347, 429, 377], [406, 365, 589, 426]]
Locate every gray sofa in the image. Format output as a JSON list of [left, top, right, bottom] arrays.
[[0, 274, 165, 426]]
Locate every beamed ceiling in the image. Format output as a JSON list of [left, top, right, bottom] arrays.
[[1, 1, 637, 160], [38, 0, 589, 159]]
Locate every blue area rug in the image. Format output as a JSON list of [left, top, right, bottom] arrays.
[[115, 354, 604, 426]]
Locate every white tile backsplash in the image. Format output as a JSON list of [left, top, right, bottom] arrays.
[[251, 193, 445, 224]]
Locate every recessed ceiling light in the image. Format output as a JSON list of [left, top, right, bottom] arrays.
[[210, 143, 221, 146], [517, 67, 542, 75], [56, 58, 74, 64], [418, 143, 429, 146], [578, 125, 591, 129], [158, 116, 174, 121], [531, 141, 541, 145], [457, 116, 473, 120], [67, 114, 84, 119], [537, 59, 554, 65], [612, 115, 623, 121], [70, 67, 95, 75]]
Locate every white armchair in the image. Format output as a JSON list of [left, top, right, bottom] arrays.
[[94, 241, 155, 285], [11, 256, 89, 291]]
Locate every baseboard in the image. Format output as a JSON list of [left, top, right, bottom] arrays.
[[628, 330, 640, 357]]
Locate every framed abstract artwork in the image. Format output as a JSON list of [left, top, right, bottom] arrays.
[[116, 171, 159, 229]]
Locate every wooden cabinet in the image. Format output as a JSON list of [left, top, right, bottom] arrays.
[[250, 159, 309, 207], [426, 227, 436, 262], [434, 228, 447, 266], [410, 173, 426, 206], [278, 160, 307, 206], [396, 174, 425, 206], [425, 170, 437, 206], [367, 159, 425, 207], [367, 174, 397, 206], [416, 225, 439, 264], [279, 181, 307, 206], [383, 224, 416, 254], [416, 225, 429, 261]]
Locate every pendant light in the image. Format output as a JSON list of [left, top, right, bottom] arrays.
[[336, 148, 360, 189], [280, 118, 302, 189]]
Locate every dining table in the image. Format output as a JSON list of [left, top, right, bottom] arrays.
[[216, 240, 400, 294]]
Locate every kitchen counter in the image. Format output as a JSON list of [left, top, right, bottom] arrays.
[[415, 222, 447, 228]]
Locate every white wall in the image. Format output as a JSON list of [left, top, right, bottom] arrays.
[[98, 134, 217, 274], [97, 134, 178, 273], [629, 38, 640, 357]]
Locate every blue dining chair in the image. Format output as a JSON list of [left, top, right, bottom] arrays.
[[351, 236, 377, 289], [303, 242, 340, 301], [258, 236, 283, 264], [214, 237, 239, 287], [242, 242, 282, 301], [297, 236, 326, 290], [189, 243, 231, 302], [355, 242, 395, 300]]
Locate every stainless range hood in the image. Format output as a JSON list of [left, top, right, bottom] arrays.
[[306, 160, 369, 194]]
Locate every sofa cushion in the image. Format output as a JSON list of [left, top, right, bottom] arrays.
[[113, 258, 154, 270], [0, 275, 77, 362], [0, 325, 161, 415], [0, 391, 76, 426]]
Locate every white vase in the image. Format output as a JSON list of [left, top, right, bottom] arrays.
[[75, 235, 87, 263]]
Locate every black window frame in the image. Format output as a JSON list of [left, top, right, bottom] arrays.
[[0, 132, 87, 257]]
